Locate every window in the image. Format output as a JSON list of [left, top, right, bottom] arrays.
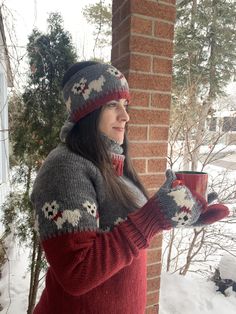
[[209, 117, 217, 131], [222, 117, 236, 132]]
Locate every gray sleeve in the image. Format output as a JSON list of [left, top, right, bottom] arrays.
[[31, 153, 100, 240]]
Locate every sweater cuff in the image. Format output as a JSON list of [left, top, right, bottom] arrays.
[[119, 197, 172, 249]]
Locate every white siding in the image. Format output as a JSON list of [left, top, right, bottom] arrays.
[[0, 39, 10, 205]]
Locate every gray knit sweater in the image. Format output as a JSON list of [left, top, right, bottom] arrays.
[[31, 143, 147, 240], [30, 137, 172, 314]]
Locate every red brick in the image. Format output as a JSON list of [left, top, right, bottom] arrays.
[[120, 35, 130, 55], [132, 158, 147, 173], [140, 174, 165, 189], [151, 93, 171, 109], [147, 248, 162, 264], [120, 1, 131, 20], [130, 35, 173, 58], [132, 0, 176, 22], [113, 16, 131, 43], [153, 57, 173, 75], [145, 304, 159, 314], [146, 290, 159, 307], [112, 55, 130, 75], [149, 233, 163, 249], [112, 9, 121, 33], [147, 276, 161, 291], [130, 54, 152, 72], [154, 21, 175, 40], [161, 0, 176, 5], [148, 187, 160, 195], [129, 109, 170, 125], [149, 127, 169, 141], [148, 158, 168, 173], [128, 125, 148, 141], [147, 263, 162, 278], [129, 71, 172, 92], [130, 143, 167, 158], [111, 1, 176, 313], [131, 15, 153, 36], [112, 0, 127, 15], [130, 90, 150, 107]]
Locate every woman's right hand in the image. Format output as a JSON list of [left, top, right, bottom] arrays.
[[153, 170, 229, 228]]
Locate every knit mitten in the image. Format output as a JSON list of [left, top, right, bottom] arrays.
[[154, 169, 229, 228]]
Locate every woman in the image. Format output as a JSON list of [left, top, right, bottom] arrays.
[[31, 61, 229, 314]]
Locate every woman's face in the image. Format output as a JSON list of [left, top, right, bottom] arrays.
[[98, 98, 130, 144]]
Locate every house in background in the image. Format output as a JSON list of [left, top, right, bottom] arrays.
[[0, 8, 13, 206], [208, 110, 236, 145], [208, 82, 236, 145]]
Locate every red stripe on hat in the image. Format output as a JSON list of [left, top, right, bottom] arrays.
[[70, 90, 130, 122]]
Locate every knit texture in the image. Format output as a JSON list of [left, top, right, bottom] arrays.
[[63, 63, 130, 123], [31, 143, 229, 313], [31, 142, 165, 314], [154, 169, 229, 228]]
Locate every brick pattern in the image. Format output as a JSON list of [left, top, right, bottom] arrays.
[[112, 0, 176, 312]]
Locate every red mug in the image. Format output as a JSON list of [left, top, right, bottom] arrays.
[[172, 171, 208, 200]]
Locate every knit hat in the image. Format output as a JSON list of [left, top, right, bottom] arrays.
[[62, 63, 130, 123]]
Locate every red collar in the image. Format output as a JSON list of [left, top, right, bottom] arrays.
[[111, 153, 125, 176]]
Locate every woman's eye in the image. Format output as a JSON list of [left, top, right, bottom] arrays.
[[106, 102, 117, 109], [106, 102, 117, 108], [105, 101, 129, 111]]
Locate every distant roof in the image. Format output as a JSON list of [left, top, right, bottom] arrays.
[[0, 7, 13, 87]]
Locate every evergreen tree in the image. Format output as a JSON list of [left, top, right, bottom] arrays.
[[171, 0, 236, 170], [14, 12, 77, 162], [166, 0, 236, 277], [2, 12, 77, 314], [174, 0, 236, 96]]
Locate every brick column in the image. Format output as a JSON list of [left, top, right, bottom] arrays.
[[111, 0, 176, 313]]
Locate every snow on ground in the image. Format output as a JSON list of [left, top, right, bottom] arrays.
[[219, 255, 236, 282], [0, 235, 32, 314], [160, 272, 236, 314], [199, 144, 236, 155], [0, 235, 45, 314]]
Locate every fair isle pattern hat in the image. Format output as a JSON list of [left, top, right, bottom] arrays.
[[62, 63, 130, 122]]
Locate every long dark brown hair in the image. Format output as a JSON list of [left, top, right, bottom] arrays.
[[65, 109, 148, 210], [62, 61, 148, 209]]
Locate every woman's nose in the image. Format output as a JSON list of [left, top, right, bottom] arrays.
[[118, 105, 130, 122]]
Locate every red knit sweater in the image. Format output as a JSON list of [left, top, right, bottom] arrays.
[[34, 203, 166, 314], [31, 146, 170, 314]]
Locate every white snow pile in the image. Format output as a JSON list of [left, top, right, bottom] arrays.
[[160, 270, 236, 314]]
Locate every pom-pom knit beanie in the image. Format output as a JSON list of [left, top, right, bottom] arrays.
[[62, 63, 130, 123]]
